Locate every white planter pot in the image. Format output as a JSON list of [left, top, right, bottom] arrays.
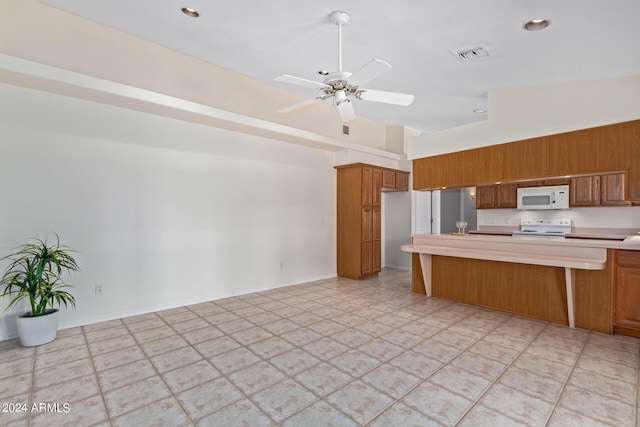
[[16, 309, 59, 347]]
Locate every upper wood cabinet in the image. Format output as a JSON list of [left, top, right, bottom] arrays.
[[476, 183, 517, 209], [496, 183, 518, 208], [475, 186, 496, 209], [502, 136, 549, 180], [381, 170, 410, 192], [382, 170, 395, 189], [395, 172, 409, 191], [413, 119, 640, 201], [548, 122, 636, 175], [570, 176, 601, 207], [570, 172, 628, 207], [601, 173, 628, 206]]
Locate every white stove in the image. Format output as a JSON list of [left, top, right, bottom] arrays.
[[511, 218, 572, 238]]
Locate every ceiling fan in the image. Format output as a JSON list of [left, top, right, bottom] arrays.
[[275, 11, 415, 123]]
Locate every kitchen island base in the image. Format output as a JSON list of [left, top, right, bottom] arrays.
[[406, 241, 614, 334]]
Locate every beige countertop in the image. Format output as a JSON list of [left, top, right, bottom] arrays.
[[411, 234, 640, 250], [462, 229, 640, 249]]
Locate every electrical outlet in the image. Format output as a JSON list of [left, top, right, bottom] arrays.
[[95, 284, 104, 296]]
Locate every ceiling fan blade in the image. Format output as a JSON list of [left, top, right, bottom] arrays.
[[337, 100, 356, 122], [357, 89, 415, 106], [278, 96, 328, 115], [274, 74, 330, 90], [348, 59, 392, 87]]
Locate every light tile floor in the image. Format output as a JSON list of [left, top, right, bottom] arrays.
[[1, 269, 639, 426]]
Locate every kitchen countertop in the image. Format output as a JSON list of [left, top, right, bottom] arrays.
[[469, 226, 640, 244], [409, 232, 640, 250]]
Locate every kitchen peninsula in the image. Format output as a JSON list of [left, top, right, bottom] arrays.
[[402, 233, 640, 335]]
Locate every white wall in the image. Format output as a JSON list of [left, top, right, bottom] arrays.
[[0, 84, 337, 341]]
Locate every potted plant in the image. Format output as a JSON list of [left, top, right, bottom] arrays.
[[1, 234, 79, 347]]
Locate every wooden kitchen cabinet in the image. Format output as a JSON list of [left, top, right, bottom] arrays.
[[476, 183, 517, 209], [570, 172, 628, 207], [412, 119, 640, 201], [496, 183, 518, 208], [394, 172, 409, 191], [570, 176, 601, 207], [475, 185, 496, 209], [335, 163, 408, 280], [412, 253, 613, 332], [382, 170, 410, 191], [382, 170, 395, 189], [601, 172, 628, 205], [614, 250, 640, 335]]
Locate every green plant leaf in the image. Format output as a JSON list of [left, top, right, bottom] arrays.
[[1, 234, 79, 316]]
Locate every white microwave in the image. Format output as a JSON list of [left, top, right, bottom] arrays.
[[517, 185, 569, 210]]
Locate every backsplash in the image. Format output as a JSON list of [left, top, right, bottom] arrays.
[[478, 206, 640, 230]]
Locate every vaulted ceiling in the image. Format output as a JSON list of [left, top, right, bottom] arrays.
[[39, 0, 640, 134]]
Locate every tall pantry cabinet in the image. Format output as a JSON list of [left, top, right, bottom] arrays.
[[335, 163, 409, 280]]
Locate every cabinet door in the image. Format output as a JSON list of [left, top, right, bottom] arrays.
[[476, 185, 496, 209], [496, 183, 518, 208], [361, 167, 373, 207], [601, 173, 628, 205], [382, 170, 395, 189], [372, 207, 381, 273], [373, 168, 382, 207], [361, 207, 372, 275], [570, 176, 600, 207], [395, 172, 409, 191], [615, 267, 640, 329]]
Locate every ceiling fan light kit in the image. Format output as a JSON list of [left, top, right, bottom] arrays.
[[275, 10, 414, 123]]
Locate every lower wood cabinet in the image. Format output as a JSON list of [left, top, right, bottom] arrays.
[[412, 253, 613, 333], [614, 250, 640, 335]]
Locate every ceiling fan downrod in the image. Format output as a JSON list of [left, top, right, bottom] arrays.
[[330, 11, 350, 73]]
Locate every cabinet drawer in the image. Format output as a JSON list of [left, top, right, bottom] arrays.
[[618, 250, 640, 268]]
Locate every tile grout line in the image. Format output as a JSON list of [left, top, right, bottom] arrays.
[[81, 326, 114, 427], [390, 308, 522, 426], [541, 327, 589, 426]]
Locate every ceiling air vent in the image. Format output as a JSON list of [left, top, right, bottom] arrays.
[[451, 45, 491, 61]]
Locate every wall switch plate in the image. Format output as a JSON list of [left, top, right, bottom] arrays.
[[95, 284, 104, 295]]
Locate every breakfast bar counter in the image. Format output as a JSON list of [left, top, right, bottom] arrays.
[[401, 233, 640, 333]]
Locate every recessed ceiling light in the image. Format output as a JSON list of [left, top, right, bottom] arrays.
[[181, 7, 199, 18], [473, 109, 486, 114], [523, 18, 550, 31]]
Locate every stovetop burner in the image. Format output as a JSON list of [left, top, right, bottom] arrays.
[[511, 218, 572, 238]]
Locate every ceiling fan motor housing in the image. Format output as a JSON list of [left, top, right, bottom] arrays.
[[322, 71, 359, 98]]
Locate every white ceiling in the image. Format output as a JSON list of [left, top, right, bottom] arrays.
[[41, 0, 640, 134]]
